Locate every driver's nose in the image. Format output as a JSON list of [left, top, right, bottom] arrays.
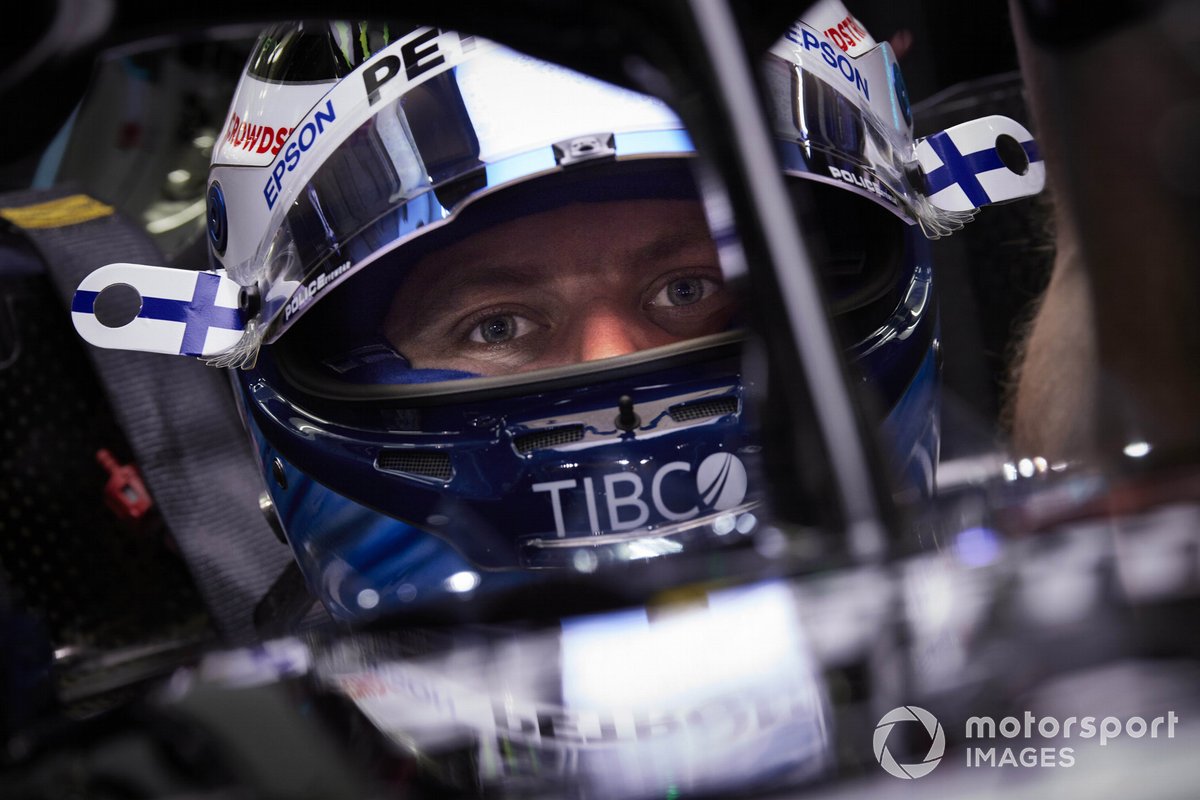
[[575, 308, 646, 362]]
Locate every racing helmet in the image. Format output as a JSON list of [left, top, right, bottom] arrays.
[[72, 5, 1044, 623]]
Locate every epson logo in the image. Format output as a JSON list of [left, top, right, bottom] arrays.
[[533, 453, 748, 538], [783, 26, 870, 99], [262, 99, 337, 210]]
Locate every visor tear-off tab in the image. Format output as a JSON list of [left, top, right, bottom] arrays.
[[916, 115, 1045, 213]]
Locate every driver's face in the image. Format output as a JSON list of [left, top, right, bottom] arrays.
[[384, 199, 735, 377]]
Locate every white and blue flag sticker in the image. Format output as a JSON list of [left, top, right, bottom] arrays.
[[72, 263, 245, 358], [916, 115, 1044, 213]]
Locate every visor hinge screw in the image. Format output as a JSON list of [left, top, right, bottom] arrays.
[[238, 283, 262, 321], [259, 491, 286, 544], [271, 456, 288, 490], [615, 395, 641, 432]]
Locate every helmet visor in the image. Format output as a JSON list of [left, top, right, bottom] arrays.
[[233, 28, 929, 394], [273, 159, 746, 392], [232, 32, 932, 327]]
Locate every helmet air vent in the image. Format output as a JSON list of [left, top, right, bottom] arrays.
[[513, 425, 585, 454], [376, 449, 453, 480], [668, 396, 739, 423]]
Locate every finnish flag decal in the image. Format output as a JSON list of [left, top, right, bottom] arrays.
[[916, 115, 1045, 213], [72, 263, 246, 358]]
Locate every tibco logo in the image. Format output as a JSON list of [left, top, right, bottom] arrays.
[[874, 706, 945, 779], [696, 452, 747, 511], [533, 452, 748, 538]]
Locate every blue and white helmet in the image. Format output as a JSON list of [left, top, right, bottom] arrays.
[[72, 3, 1044, 623]]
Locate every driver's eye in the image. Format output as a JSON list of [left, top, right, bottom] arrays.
[[652, 277, 718, 308], [469, 314, 533, 344], [665, 278, 703, 306], [478, 315, 516, 343]]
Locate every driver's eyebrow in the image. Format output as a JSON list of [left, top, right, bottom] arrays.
[[628, 227, 718, 265], [401, 265, 544, 327], [418, 230, 711, 300], [402, 226, 717, 322], [429, 265, 541, 298]]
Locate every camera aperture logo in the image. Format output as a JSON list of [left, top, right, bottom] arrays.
[[875, 706, 1181, 778], [874, 706, 945, 779]]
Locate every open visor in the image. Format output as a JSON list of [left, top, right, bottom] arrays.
[[213, 31, 938, 357], [270, 147, 925, 397]]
